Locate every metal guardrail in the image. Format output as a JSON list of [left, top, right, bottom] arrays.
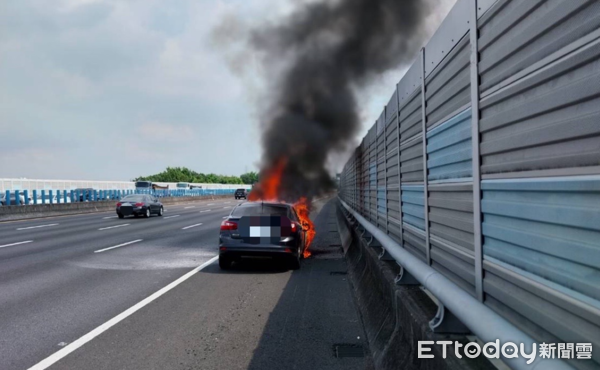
[[1, 188, 236, 206]]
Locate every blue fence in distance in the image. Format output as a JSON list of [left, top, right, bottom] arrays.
[[0, 188, 237, 206]]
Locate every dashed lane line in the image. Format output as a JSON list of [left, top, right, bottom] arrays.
[[98, 224, 129, 231], [94, 239, 143, 254]]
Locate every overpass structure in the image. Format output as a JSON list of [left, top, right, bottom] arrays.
[[339, 0, 600, 369]]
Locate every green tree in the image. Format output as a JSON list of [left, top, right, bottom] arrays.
[[240, 171, 259, 185], [134, 167, 244, 184]]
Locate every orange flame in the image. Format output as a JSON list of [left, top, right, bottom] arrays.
[[294, 197, 316, 258], [249, 158, 316, 258]]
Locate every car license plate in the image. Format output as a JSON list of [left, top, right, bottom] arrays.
[[122, 203, 132, 206], [250, 226, 271, 237]]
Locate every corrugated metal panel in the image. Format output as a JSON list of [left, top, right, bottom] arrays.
[[478, 0, 600, 92], [361, 139, 369, 218], [377, 119, 387, 230], [423, 0, 470, 77], [403, 224, 427, 262], [479, 31, 600, 175], [425, 35, 471, 127], [400, 136, 424, 183], [369, 124, 377, 223], [399, 89, 422, 140], [377, 110, 385, 137], [429, 182, 476, 296], [401, 185, 425, 231], [482, 177, 600, 301], [427, 109, 472, 181], [484, 261, 600, 370], [386, 89, 398, 125]]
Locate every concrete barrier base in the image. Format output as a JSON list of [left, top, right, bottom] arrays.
[[0, 195, 233, 222], [335, 200, 493, 370]]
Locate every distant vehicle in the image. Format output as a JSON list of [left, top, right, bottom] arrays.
[[176, 182, 189, 189], [73, 188, 94, 202], [218, 201, 307, 270], [116, 194, 163, 219], [135, 181, 152, 190], [152, 183, 169, 190], [0, 193, 29, 206], [234, 189, 248, 200], [36, 194, 71, 204]]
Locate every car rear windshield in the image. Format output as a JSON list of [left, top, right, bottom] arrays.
[[121, 195, 146, 202], [231, 204, 290, 217]]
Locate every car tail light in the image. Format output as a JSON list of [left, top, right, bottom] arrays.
[[291, 222, 302, 233], [284, 248, 293, 253], [135, 202, 145, 207], [220, 220, 238, 231], [116, 202, 122, 207]]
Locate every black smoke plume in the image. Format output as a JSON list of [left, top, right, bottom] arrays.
[[251, 0, 442, 201]]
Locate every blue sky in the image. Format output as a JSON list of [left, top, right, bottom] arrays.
[[0, 0, 453, 181]]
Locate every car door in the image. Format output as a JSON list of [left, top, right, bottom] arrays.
[[145, 196, 155, 212]]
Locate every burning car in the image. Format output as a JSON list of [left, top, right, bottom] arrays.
[[218, 201, 310, 270]]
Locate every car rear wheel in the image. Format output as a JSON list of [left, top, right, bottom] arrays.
[[158, 207, 164, 216], [144, 208, 151, 218], [219, 255, 232, 270], [117, 213, 124, 219], [289, 247, 301, 270]]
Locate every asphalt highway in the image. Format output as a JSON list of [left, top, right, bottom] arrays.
[[0, 197, 371, 370]]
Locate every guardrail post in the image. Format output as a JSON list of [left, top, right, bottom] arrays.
[[5, 190, 10, 206], [15, 190, 21, 206], [49, 190, 54, 204], [70, 190, 74, 203], [470, 0, 484, 303], [24, 190, 29, 205], [42, 190, 46, 204], [64, 190, 68, 203], [33, 190, 38, 205]]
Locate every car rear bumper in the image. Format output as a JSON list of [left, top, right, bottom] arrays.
[[219, 245, 298, 258]]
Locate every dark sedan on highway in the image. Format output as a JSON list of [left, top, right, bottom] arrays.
[[218, 201, 307, 270], [116, 194, 163, 219]]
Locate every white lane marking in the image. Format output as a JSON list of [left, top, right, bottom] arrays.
[[223, 206, 231, 209], [200, 209, 211, 213], [102, 216, 117, 219], [17, 224, 58, 231], [207, 203, 215, 206], [184, 206, 196, 209], [182, 223, 203, 230], [98, 224, 129, 231], [94, 239, 143, 254], [27, 256, 219, 370], [0, 240, 33, 249], [164, 215, 180, 219]]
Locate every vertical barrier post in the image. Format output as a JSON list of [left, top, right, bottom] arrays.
[[24, 190, 29, 205], [64, 190, 68, 204], [470, 0, 484, 302], [5, 190, 10, 206], [396, 83, 404, 247], [33, 190, 38, 205], [49, 190, 54, 204], [42, 190, 46, 204], [383, 106, 389, 235], [15, 190, 21, 206], [420, 47, 431, 266], [70, 190, 74, 203]]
